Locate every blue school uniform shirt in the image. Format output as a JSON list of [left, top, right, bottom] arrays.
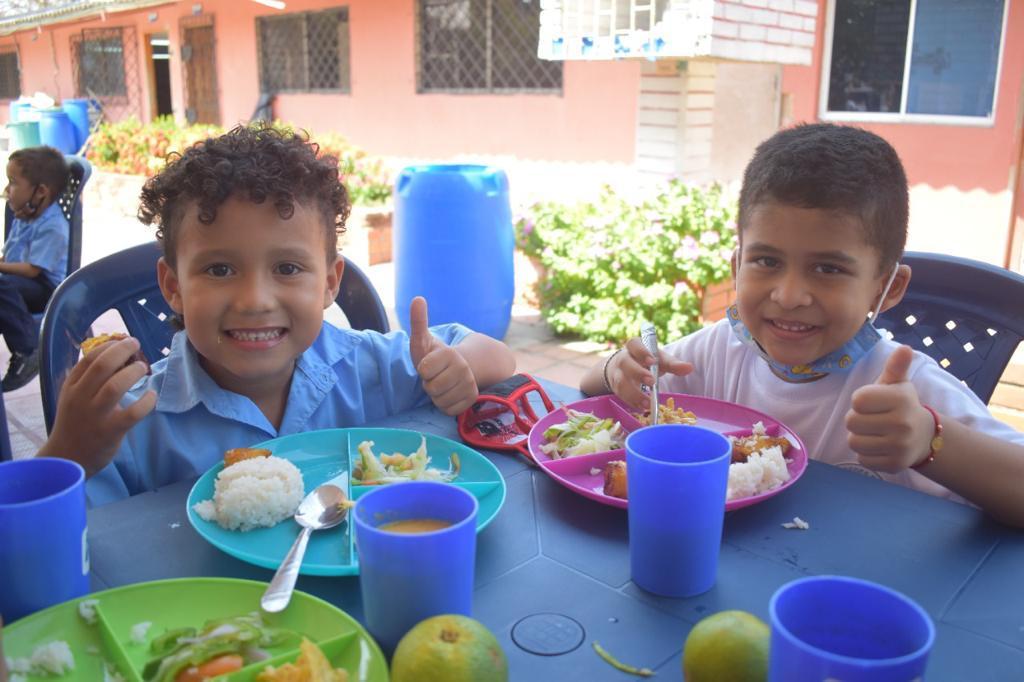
[[3, 202, 69, 289], [85, 321, 472, 506]]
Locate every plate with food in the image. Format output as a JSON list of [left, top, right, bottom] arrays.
[[527, 394, 807, 511], [0, 577, 386, 681], [186, 428, 506, 576]]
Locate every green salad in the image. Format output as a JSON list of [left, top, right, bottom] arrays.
[[540, 409, 625, 458], [142, 613, 295, 682]]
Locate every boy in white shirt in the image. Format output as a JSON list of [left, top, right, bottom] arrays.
[[582, 123, 1024, 527]]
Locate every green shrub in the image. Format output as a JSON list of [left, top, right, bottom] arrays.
[[86, 117, 392, 206], [515, 181, 737, 345]]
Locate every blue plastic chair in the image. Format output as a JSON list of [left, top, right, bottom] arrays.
[[38, 240, 390, 434], [876, 251, 1024, 405], [0, 155, 90, 461]]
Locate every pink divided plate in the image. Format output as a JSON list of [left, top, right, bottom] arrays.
[[527, 393, 808, 511]]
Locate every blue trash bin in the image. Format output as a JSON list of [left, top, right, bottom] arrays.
[[7, 120, 41, 150], [394, 164, 515, 340], [61, 99, 90, 150], [37, 108, 76, 153], [8, 99, 33, 123]]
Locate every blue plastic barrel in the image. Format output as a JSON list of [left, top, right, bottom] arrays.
[[61, 99, 90, 149], [394, 165, 514, 340], [37, 108, 76, 153], [6, 120, 41, 150]]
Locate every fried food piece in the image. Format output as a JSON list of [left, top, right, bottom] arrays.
[[81, 332, 151, 374], [256, 637, 349, 682], [81, 332, 128, 355], [603, 460, 628, 499], [223, 447, 272, 468], [730, 434, 791, 463], [635, 397, 697, 426]]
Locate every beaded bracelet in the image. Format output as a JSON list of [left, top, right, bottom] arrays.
[[910, 404, 943, 470], [602, 348, 623, 394]]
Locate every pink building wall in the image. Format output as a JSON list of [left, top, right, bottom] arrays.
[[782, 0, 1024, 195], [2, 0, 642, 164], [780, 0, 1024, 269]]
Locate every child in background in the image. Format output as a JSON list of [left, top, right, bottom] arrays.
[[36, 124, 516, 505], [582, 123, 1024, 527], [0, 146, 68, 391]]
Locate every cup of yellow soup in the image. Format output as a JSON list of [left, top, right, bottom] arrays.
[[353, 481, 478, 654]]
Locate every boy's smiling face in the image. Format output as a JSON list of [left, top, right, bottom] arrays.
[[157, 196, 343, 399], [735, 202, 908, 369]]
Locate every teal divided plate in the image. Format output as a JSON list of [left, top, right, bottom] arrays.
[[0, 577, 387, 681], [186, 428, 506, 576]]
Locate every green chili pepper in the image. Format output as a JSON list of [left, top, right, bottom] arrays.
[[593, 641, 655, 677]]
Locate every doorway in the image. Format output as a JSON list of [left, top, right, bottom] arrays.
[[181, 18, 220, 125], [146, 33, 173, 118]]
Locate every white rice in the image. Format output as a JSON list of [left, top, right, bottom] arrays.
[[77, 598, 99, 625], [129, 621, 152, 645], [5, 640, 75, 676], [192, 456, 304, 531], [727, 445, 791, 501]]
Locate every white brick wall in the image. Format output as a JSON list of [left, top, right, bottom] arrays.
[[779, 13, 804, 30]]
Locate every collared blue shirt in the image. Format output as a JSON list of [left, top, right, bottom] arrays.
[[3, 202, 69, 289], [86, 321, 472, 506]]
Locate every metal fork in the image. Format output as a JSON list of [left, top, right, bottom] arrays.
[[640, 323, 659, 425]]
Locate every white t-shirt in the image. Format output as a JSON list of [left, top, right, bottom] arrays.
[[658, 319, 1024, 503]]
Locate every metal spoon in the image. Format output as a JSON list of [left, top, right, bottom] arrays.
[[261, 479, 350, 613], [640, 323, 660, 425]]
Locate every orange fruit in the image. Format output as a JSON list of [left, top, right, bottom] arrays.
[[683, 610, 769, 682], [390, 614, 508, 682]]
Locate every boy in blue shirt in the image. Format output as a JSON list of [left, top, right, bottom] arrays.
[[1, 146, 68, 391], [36, 124, 516, 505], [584, 123, 1024, 527]]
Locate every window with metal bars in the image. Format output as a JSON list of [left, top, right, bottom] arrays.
[[77, 30, 127, 97], [257, 7, 350, 94], [0, 48, 19, 100], [418, 0, 562, 93]]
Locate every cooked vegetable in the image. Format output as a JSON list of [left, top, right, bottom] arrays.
[[540, 409, 625, 458], [353, 437, 460, 484]]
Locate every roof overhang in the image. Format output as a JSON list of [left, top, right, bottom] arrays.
[[0, 0, 178, 36]]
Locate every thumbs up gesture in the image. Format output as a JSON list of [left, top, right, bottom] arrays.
[[845, 345, 935, 473], [409, 296, 478, 416]]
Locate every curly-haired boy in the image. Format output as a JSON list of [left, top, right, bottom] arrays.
[[38, 124, 515, 504]]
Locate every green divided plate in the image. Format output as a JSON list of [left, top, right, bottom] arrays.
[[186, 428, 506, 576], [0, 577, 387, 681]]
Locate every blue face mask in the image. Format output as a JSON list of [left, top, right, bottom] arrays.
[[727, 264, 899, 382]]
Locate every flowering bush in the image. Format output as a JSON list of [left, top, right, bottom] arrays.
[[86, 118, 392, 206], [515, 181, 737, 344]]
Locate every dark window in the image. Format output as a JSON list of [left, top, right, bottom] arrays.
[[77, 31, 127, 97], [0, 48, 19, 100], [257, 7, 350, 94], [827, 0, 1004, 119], [418, 0, 563, 93]]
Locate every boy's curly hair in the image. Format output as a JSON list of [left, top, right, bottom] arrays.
[[138, 123, 350, 267], [738, 123, 908, 274], [9, 146, 67, 198]]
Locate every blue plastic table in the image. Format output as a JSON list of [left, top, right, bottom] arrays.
[[86, 381, 1024, 680]]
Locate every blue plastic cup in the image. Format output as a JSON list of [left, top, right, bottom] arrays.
[[769, 575, 936, 681], [354, 481, 478, 654], [0, 458, 89, 623], [626, 424, 731, 597]]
